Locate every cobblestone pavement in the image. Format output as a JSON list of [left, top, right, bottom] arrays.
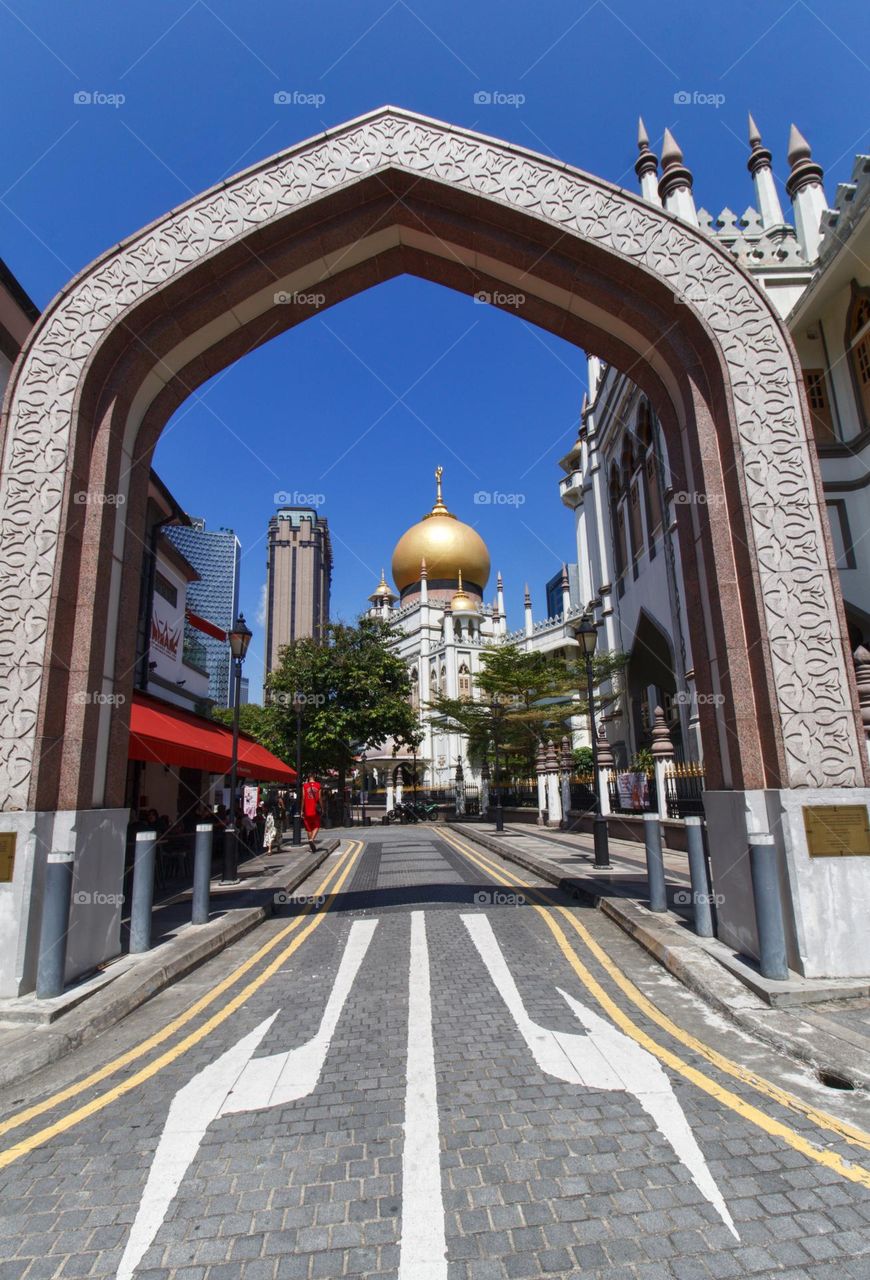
[[1, 827, 869, 1279]]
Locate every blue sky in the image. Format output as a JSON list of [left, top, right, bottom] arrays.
[[1, 0, 867, 698]]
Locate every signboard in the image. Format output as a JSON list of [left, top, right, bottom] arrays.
[[0, 832, 17, 882], [803, 804, 870, 857], [616, 772, 650, 811], [243, 785, 259, 819]]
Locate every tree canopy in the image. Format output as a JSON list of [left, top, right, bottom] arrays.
[[263, 617, 419, 778], [427, 641, 624, 779]]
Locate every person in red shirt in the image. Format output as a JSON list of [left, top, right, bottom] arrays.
[[301, 774, 322, 851]]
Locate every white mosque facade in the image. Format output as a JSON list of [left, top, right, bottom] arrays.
[[364, 117, 870, 799]]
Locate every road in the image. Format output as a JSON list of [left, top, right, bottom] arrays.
[[1, 826, 869, 1279]]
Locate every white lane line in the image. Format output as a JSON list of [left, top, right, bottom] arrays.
[[399, 911, 448, 1280], [461, 913, 738, 1239], [223, 918, 378, 1110], [118, 919, 379, 1279], [117, 1013, 278, 1280]]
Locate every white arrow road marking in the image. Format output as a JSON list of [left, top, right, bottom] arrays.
[[400, 911, 448, 1280], [118, 919, 379, 1280], [461, 913, 738, 1239]]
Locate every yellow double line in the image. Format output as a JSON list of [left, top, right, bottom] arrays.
[[440, 827, 870, 1187], [0, 840, 363, 1170]]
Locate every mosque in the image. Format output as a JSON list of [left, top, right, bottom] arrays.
[[363, 466, 582, 800]]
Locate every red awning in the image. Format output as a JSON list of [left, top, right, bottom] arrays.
[[185, 608, 227, 642], [128, 692, 296, 783]]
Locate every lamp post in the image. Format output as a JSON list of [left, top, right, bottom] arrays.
[[222, 613, 252, 883], [292, 692, 304, 846], [360, 751, 368, 827], [491, 694, 505, 833], [570, 612, 611, 869]]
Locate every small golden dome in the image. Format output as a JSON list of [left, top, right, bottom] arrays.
[[369, 568, 396, 603], [392, 467, 491, 593], [449, 570, 478, 614]]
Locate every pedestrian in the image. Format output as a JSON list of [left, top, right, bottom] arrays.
[[263, 804, 278, 854], [302, 773, 322, 852]]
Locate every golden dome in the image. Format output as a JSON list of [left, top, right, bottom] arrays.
[[392, 467, 491, 593], [449, 570, 478, 614], [369, 568, 396, 603]]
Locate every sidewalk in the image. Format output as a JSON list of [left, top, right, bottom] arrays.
[[449, 821, 870, 1091], [0, 835, 340, 1090]]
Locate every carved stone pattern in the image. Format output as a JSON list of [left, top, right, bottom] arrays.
[[0, 112, 860, 807]]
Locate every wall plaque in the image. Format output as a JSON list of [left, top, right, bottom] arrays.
[[803, 805, 870, 857], [0, 832, 16, 882]]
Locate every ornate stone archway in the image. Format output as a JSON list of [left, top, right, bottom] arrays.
[[1, 107, 866, 985]]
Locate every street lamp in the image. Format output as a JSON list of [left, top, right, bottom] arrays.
[[222, 613, 252, 883], [292, 692, 304, 846], [570, 612, 611, 868], [491, 693, 506, 833], [360, 751, 368, 827]]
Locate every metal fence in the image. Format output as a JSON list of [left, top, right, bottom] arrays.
[[496, 780, 538, 808], [664, 762, 706, 818], [568, 773, 597, 812]]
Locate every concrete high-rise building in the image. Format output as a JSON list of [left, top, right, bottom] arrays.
[[265, 507, 332, 674], [165, 519, 241, 707]]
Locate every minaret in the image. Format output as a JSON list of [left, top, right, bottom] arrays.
[[635, 117, 661, 206], [747, 113, 785, 231], [524, 584, 533, 638], [658, 128, 697, 225], [496, 571, 506, 637], [560, 564, 571, 617], [786, 123, 828, 262], [419, 556, 428, 605]]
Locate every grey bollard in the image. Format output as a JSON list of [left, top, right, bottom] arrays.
[[685, 817, 714, 938], [36, 851, 75, 999], [130, 830, 157, 954], [749, 833, 789, 980], [191, 823, 213, 925], [643, 813, 667, 913]]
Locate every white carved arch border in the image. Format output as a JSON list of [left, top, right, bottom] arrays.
[[0, 106, 860, 809]]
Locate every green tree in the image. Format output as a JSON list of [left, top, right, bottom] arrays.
[[266, 617, 419, 787], [211, 703, 291, 763], [428, 641, 624, 779]]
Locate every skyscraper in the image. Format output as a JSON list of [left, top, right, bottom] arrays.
[[165, 519, 241, 707], [265, 507, 332, 675]]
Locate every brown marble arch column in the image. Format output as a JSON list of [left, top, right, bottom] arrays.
[[0, 107, 865, 821]]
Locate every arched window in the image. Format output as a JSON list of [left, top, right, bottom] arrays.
[[410, 667, 419, 710], [430, 665, 438, 694], [609, 462, 627, 580], [847, 287, 870, 433], [458, 662, 471, 699], [637, 399, 662, 545], [440, 664, 447, 692]]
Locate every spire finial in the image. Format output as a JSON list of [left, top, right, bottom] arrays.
[[787, 122, 812, 168], [457, 568, 463, 591], [748, 112, 762, 149], [420, 556, 427, 578], [427, 464, 451, 517], [637, 116, 650, 151], [661, 127, 683, 168]]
